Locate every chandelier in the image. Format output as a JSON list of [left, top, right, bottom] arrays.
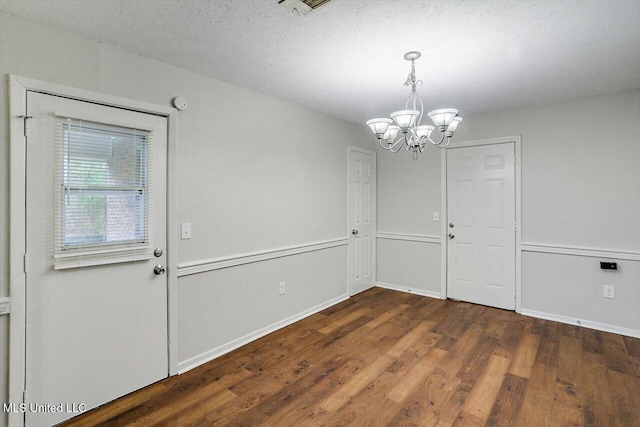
[[366, 51, 462, 160]]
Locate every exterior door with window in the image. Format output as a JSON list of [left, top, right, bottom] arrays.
[[349, 148, 376, 295], [25, 92, 168, 426], [446, 143, 516, 310]]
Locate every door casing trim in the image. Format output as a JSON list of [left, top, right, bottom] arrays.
[[440, 135, 522, 312], [8, 75, 179, 426], [347, 146, 377, 296]]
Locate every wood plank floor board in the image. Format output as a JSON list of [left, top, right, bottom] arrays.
[[600, 331, 637, 376], [456, 336, 498, 383], [581, 352, 615, 427], [451, 410, 485, 427], [508, 333, 540, 379], [609, 368, 640, 427], [511, 362, 556, 427], [582, 328, 604, 355], [390, 297, 447, 330], [534, 322, 560, 368], [491, 317, 524, 360], [461, 355, 511, 421], [551, 335, 584, 426], [62, 288, 640, 427], [623, 335, 640, 358], [485, 373, 528, 427]]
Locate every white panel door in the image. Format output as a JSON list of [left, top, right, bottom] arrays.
[[349, 149, 376, 295], [447, 143, 515, 310], [25, 92, 168, 426]]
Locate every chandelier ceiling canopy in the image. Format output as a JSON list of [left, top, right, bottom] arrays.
[[366, 51, 462, 160]]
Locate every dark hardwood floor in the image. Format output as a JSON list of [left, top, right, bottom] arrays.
[[63, 287, 640, 426]]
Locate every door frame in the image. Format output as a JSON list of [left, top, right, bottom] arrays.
[[440, 135, 522, 312], [347, 146, 377, 296], [8, 75, 179, 425]]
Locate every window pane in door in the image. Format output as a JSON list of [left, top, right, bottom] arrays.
[[55, 117, 150, 252]]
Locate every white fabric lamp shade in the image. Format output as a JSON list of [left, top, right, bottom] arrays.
[[427, 108, 458, 128], [447, 116, 462, 133], [390, 109, 420, 130], [416, 125, 435, 138], [383, 125, 400, 141], [366, 118, 393, 137]]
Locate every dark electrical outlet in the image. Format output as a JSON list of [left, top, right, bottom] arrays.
[[600, 262, 618, 270]]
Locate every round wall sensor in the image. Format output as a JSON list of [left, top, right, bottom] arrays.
[[173, 97, 188, 110]]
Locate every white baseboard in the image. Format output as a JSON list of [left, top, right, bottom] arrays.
[[177, 293, 350, 374], [521, 308, 640, 338], [376, 282, 444, 300]]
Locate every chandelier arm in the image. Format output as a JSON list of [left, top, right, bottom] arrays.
[[387, 134, 405, 151], [389, 136, 407, 153], [378, 139, 393, 150], [429, 132, 447, 146], [437, 137, 451, 148]]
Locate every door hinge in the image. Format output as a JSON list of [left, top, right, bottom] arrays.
[[18, 115, 33, 137], [23, 253, 28, 273]]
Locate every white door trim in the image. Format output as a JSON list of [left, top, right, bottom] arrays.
[[8, 75, 179, 426], [347, 146, 377, 296], [440, 135, 522, 312]]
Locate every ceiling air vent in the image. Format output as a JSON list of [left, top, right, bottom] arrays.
[[278, 0, 333, 16]]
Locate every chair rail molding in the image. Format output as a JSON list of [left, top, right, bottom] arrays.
[[177, 237, 349, 277], [376, 232, 441, 244], [0, 297, 10, 316], [521, 242, 640, 261]]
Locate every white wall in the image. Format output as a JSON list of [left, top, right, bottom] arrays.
[[178, 246, 348, 371], [375, 134, 442, 296], [377, 89, 640, 334], [0, 11, 372, 426]]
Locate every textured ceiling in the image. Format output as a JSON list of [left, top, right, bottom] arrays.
[[1, 0, 639, 124]]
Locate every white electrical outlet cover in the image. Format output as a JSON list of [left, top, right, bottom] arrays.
[[603, 285, 614, 299], [181, 223, 191, 239]]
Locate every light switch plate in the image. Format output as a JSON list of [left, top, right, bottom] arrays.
[[433, 211, 440, 221], [603, 285, 614, 299], [181, 223, 191, 240]]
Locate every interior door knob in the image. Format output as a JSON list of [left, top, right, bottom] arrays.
[[448, 233, 455, 239], [153, 265, 166, 275], [352, 229, 359, 235]]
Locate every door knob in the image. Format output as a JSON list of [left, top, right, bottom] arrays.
[[448, 233, 455, 239], [153, 265, 166, 275], [352, 229, 359, 235], [449, 222, 454, 228]]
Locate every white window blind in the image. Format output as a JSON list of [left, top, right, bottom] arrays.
[[53, 116, 154, 269]]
